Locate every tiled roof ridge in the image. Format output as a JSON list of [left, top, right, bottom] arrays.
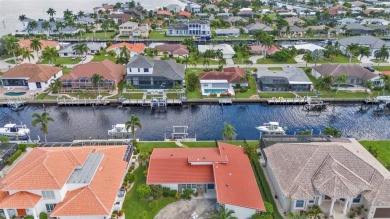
[[51, 187, 86, 214], [64, 150, 82, 166], [24, 191, 40, 206], [86, 186, 110, 214], [42, 160, 61, 188], [331, 156, 373, 187], [100, 60, 118, 79], [291, 144, 320, 185], [370, 177, 388, 205]]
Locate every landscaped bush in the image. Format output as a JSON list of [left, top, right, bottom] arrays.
[[162, 187, 171, 197], [118, 210, 124, 216], [240, 86, 249, 93], [18, 144, 27, 152], [210, 93, 217, 97], [125, 173, 135, 183], [151, 185, 163, 199], [39, 212, 47, 219], [7, 150, 22, 165], [169, 190, 177, 197], [137, 184, 152, 200], [182, 188, 194, 200], [24, 216, 34, 219], [128, 166, 135, 172]]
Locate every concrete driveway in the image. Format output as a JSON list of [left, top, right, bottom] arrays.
[[155, 198, 216, 219], [249, 55, 263, 64]]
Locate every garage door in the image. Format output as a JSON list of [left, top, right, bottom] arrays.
[[374, 208, 390, 218]]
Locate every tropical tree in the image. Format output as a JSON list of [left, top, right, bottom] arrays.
[[32, 112, 54, 143], [27, 20, 38, 33], [72, 43, 88, 61], [358, 46, 370, 64], [182, 55, 190, 68], [116, 46, 130, 64], [30, 38, 43, 59], [322, 126, 341, 137], [91, 73, 104, 94], [346, 43, 359, 63], [47, 8, 56, 17], [5, 35, 20, 64], [212, 205, 237, 219], [311, 49, 324, 66], [138, 152, 150, 166], [125, 114, 142, 140], [380, 74, 390, 92], [219, 57, 227, 66], [306, 205, 322, 219], [41, 20, 51, 36], [374, 45, 390, 66], [222, 122, 236, 141], [18, 14, 26, 22], [101, 20, 111, 37], [49, 79, 62, 93], [334, 73, 348, 94], [187, 71, 200, 92], [41, 47, 59, 65], [21, 48, 34, 62], [203, 58, 210, 67]]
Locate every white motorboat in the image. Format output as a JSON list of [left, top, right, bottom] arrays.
[[0, 123, 31, 140], [108, 124, 133, 137], [256, 122, 286, 138]]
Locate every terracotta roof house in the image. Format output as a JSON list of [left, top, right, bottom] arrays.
[[312, 64, 383, 86], [17, 39, 60, 51], [107, 13, 132, 23], [199, 67, 247, 96], [263, 138, 390, 218], [250, 45, 281, 55], [156, 10, 172, 17], [154, 44, 189, 57], [147, 142, 265, 219], [178, 11, 192, 18], [285, 17, 305, 27], [126, 55, 185, 89], [0, 145, 130, 219], [1, 64, 63, 91], [61, 60, 125, 90], [106, 42, 145, 56]]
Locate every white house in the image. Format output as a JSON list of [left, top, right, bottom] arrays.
[[198, 44, 236, 59], [199, 67, 248, 96], [185, 2, 201, 13], [119, 21, 139, 36], [1, 64, 63, 91], [263, 138, 390, 218], [147, 142, 266, 219], [0, 146, 130, 219], [166, 20, 211, 38]]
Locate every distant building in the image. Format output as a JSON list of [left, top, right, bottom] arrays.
[[154, 44, 189, 57], [245, 23, 273, 34], [166, 20, 211, 38], [126, 55, 185, 89], [166, 4, 182, 13], [215, 28, 240, 37], [17, 39, 60, 51], [119, 21, 150, 37], [59, 43, 105, 57], [256, 67, 313, 91], [185, 2, 201, 13], [198, 44, 235, 59], [106, 42, 145, 57]]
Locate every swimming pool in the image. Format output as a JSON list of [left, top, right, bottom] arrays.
[[204, 89, 227, 94], [4, 92, 26, 96]]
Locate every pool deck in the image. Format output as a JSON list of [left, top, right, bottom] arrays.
[[0, 87, 36, 100]]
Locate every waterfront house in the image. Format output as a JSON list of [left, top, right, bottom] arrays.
[[59, 43, 105, 57], [106, 42, 145, 57], [312, 64, 382, 86], [178, 11, 192, 19], [204, 4, 219, 12], [285, 17, 305, 26], [215, 28, 240, 37], [156, 10, 172, 17], [225, 16, 248, 25], [256, 67, 313, 91], [0, 145, 130, 219], [119, 21, 138, 36], [61, 60, 125, 90], [125, 55, 185, 89], [93, 3, 114, 14], [263, 138, 390, 218], [199, 67, 248, 96], [198, 44, 235, 59], [237, 8, 255, 17], [17, 39, 60, 52], [185, 2, 201, 13], [1, 64, 63, 91], [147, 142, 265, 219], [250, 45, 281, 55], [245, 23, 273, 34], [107, 13, 132, 24], [154, 44, 189, 57], [166, 20, 211, 38], [335, 36, 388, 58], [166, 4, 182, 13], [335, 23, 374, 35], [21, 19, 80, 35]]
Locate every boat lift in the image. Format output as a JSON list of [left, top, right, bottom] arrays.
[[164, 126, 196, 142]]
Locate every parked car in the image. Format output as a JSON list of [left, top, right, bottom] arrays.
[[364, 66, 375, 72]]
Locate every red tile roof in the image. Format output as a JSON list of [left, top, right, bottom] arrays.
[[0, 192, 41, 209], [199, 67, 246, 83], [250, 45, 281, 55], [18, 39, 59, 51], [61, 60, 125, 84], [106, 42, 145, 53], [147, 143, 265, 211], [156, 10, 172, 16], [179, 11, 192, 18], [2, 64, 62, 82], [154, 44, 189, 55]]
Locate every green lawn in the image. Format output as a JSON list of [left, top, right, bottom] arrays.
[[91, 55, 117, 62], [373, 66, 390, 71], [149, 31, 185, 40], [360, 140, 390, 168], [122, 165, 176, 219], [235, 77, 258, 98], [309, 55, 359, 64], [233, 51, 250, 64], [63, 67, 71, 74], [5, 59, 16, 64], [188, 54, 219, 66], [137, 142, 179, 153], [35, 92, 58, 100], [81, 31, 116, 39], [214, 34, 252, 40], [259, 92, 296, 98], [38, 57, 80, 65], [257, 57, 297, 64], [267, 67, 283, 70], [371, 59, 388, 63]]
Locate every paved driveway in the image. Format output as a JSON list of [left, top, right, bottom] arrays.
[[249, 55, 263, 64], [155, 198, 216, 219]]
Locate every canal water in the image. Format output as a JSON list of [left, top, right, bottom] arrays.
[[0, 104, 389, 142]]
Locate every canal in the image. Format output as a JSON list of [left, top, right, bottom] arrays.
[[0, 104, 389, 142]]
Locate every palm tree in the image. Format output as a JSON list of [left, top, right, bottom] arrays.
[[322, 126, 341, 137], [72, 43, 88, 61], [27, 20, 38, 33], [4, 36, 20, 64], [18, 14, 26, 22], [21, 48, 34, 62], [358, 46, 370, 64], [63, 9, 73, 19], [222, 122, 236, 141], [203, 59, 210, 67], [77, 10, 85, 18], [32, 112, 54, 143], [41, 20, 51, 36], [42, 47, 59, 65], [311, 49, 324, 66], [374, 45, 389, 66], [101, 20, 111, 37], [346, 43, 359, 63], [125, 114, 142, 140], [30, 38, 43, 59], [55, 21, 64, 35], [335, 73, 348, 94], [182, 55, 190, 68], [219, 57, 227, 66], [91, 73, 104, 94], [47, 8, 56, 17], [49, 79, 62, 93], [212, 205, 237, 219]]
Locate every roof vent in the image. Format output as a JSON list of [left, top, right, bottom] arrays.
[[203, 157, 206, 159], [170, 154, 173, 157], [226, 184, 229, 187]]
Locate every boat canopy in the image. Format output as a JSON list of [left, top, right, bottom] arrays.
[[4, 124, 16, 128]]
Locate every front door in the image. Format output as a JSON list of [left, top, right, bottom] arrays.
[[17, 209, 26, 216]]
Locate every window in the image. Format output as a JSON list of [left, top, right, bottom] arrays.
[[138, 68, 140, 72], [295, 200, 305, 209], [42, 191, 55, 199], [207, 184, 215, 189], [144, 68, 149, 72], [46, 204, 56, 213], [353, 194, 362, 204]]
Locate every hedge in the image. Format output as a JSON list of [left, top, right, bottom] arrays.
[[7, 150, 22, 165]]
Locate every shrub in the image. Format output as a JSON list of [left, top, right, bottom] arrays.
[[128, 166, 135, 172], [151, 185, 163, 199], [169, 190, 177, 197], [137, 184, 152, 200], [18, 144, 27, 152], [162, 187, 171, 197], [24, 216, 34, 219], [7, 150, 22, 165], [118, 210, 124, 216], [182, 188, 193, 200], [39, 213, 48, 219], [210, 93, 217, 97], [125, 173, 135, 183], [175, 192, 181, 200], [240, 86, 248, 93], [227, 93, 232, 97]]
